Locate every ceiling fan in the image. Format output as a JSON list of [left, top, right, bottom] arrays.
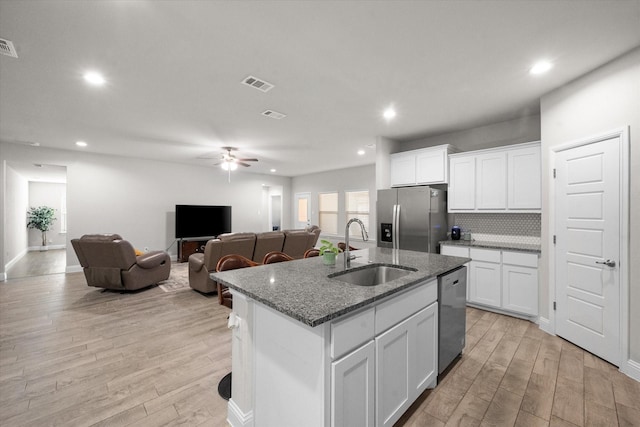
[[213, 147, 258, 182]]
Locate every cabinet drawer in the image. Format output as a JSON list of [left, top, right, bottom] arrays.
[[331, 307, 375, 359], [440, 245, 470, 258], [470, 248, 501, 263], [502, 251, 538, 268], [375, 280, 437, 335]]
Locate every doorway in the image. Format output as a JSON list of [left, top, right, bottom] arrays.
[[4, 162, 67, 279], [294, 192, 311, 229], [552, 128, 629, 367]]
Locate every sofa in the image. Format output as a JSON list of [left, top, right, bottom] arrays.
[[71, 234, 171, 291], [188, 226, 321, 293]]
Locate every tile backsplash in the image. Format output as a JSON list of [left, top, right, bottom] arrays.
[[451, 213, 541, 245]]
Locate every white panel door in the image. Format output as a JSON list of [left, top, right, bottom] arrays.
[[332, 341, 375, 427], [294, 192, 311, 229], [555, 137, 620, 365]]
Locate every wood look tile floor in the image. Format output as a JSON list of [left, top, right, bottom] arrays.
[[1, 272, 639, 426], [6, 249, 66, 279]]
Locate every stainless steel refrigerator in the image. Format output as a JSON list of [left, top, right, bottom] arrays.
[[377, 186, 448, 253]]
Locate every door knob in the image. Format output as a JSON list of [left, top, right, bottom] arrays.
[[595, 259, 616, 268]]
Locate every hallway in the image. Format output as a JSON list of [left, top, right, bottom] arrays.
[[6, 248, 65, 279]]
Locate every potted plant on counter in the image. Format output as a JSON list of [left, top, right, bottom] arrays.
[[319, 239, 339, 266], [27, 206, 57, 250]]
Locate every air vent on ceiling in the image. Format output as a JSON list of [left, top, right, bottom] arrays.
[[262, 109, 286, 120], [0, 38, 18, 58], [242, 75, 274, 92]]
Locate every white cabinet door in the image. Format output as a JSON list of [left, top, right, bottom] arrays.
[[508, 145, 541, 209], [390, 153, 416, 187], [502, 264, 538, 316], [332, 340, 375, 427], [376, 317, 411, 427], [469, 260, 501, 308], [410, 303, 438, 396], [476, 152, 507, 210], [449, 155, 475, 210], [416, 149, 446, 184]]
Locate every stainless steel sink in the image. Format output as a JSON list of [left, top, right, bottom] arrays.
[[328, 264, 417, 286]]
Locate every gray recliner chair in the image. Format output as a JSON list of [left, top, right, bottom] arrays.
[[71, 234, 171, 291], [188, 232, 257, 293]]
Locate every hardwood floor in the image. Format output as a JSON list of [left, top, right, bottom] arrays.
[[6, 249, 66, 279], [1, 271, 638, 426]]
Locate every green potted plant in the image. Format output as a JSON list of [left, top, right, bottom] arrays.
[[27, 206, 57, 249], [319, 239, 339, 266]]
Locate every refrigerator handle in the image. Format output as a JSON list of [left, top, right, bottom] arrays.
[[393, 205, 400, 249]]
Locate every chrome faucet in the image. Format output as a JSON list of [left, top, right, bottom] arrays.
[[345, 218, 369, 269]]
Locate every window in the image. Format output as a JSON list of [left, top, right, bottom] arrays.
[[345, 190, 369, 238], [318, 192, 338, 235]]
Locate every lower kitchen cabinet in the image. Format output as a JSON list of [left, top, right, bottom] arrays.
[[332, 341, 375, 427], [441, 244, 539, 318], [502, 258, 538, 316], [376, 303, 437, 427], [469, 260, 502, 307]]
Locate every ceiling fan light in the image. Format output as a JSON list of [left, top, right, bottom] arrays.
[[229, 162, 238, 171]]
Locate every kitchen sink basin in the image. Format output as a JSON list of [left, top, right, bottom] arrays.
[[328, 264, 417, 286]]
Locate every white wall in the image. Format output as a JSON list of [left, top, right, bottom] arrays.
[[291, 164, 376, 242], [28, 182, 66, 247], [4, 165, 29, 268], [540, 47, 640, 364], [0, 142, 292, 274], [398, 115, 541, 153]]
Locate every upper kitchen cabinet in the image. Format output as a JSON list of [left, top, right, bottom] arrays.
[[507, 144, 541, 209], [448, 141, 541, 213], [390, 144, 459, 187]]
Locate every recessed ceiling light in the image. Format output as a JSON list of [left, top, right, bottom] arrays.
[[357, 149, 365, 155], [383, 107, 396, 120], [270, 169, 276, 173], [83, 71, 106, 86], [75, 141, 87, 147], [530, 60, 553, 75]]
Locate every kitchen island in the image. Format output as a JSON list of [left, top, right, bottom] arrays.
[[211, 247, 469, 427]]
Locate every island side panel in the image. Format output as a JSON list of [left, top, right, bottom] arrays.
[[253, 302, 331, 426], [228, 291, 256, 427]]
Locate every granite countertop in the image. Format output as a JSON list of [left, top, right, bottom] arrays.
[[210, 247, 469, 327], [440, 239, 541, 253]]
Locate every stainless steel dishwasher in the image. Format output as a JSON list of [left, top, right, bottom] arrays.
[[438, 266, 467, 375]]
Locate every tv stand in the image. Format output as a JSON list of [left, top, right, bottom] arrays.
[[178, 238, 211, 263]]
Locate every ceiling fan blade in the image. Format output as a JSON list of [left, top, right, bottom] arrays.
[[238, 158, 258, 162], [237, 162, 251, 167]]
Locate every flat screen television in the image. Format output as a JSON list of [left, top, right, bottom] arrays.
[[175, 205, 232, 239]]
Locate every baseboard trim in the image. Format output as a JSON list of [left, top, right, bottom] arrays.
[[621, 358, 640, 382], [538, 316, 554, 336], [28, 244, 66, 251], [66, 264, 83, 274], [227, 399, 253, 427], [5, 248, 28, 271]]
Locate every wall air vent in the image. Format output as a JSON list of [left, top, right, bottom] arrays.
[[262, 110, 286, 120], [241, 75, 274, 92], [0, 38, 18, 58]]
